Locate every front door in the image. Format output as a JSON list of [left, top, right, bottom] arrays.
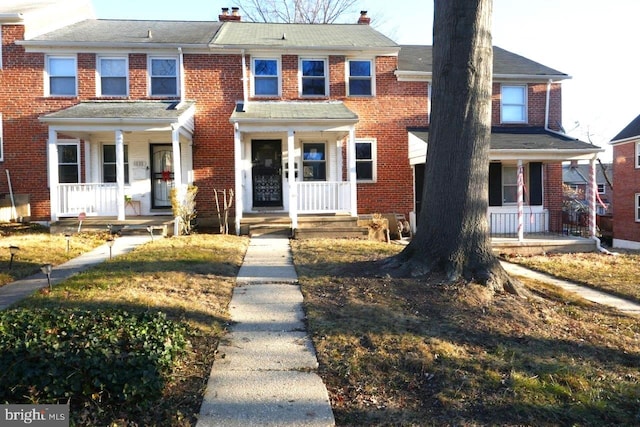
[[151, 144, 173, 209], [252, 140, 282, 208]]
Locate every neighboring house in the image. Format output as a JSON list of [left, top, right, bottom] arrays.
[[610, 114, 640, 249], [563, 160, 613, 215], [0, 1, 602, 238]]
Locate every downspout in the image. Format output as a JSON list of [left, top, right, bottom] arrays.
[[241, 49, 248, 106], [178, 47, 185, 107]]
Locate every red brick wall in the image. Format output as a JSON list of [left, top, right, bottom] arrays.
[[544, 163, 564, 232], [613, 141, 640, 243], [490, 82, 562, 130]]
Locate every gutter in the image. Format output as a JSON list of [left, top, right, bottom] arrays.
[[0, 13, 25, 24]]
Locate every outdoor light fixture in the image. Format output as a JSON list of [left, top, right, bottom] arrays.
[[41, 263, 53, 289], [65, 233, 71, 253], [106, 237, 115, 259], [9, 245, 19, 269]]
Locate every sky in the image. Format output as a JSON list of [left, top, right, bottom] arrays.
[[91, 0, 640, 162]]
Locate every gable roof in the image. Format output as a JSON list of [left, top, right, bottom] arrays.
[[230, 101, 358, 123], [211, 21, 398, 53], [611, 113, 640, 143], [19, 19, 222, 48], [562, 163, 613, 186], [397, 45, 569, 80]]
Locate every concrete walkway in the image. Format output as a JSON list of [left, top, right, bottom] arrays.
[[500, 260, 640, 315], [197, 235, 335, 427], [0, 235, 151, 310]]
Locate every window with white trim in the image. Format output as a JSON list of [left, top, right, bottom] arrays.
[[58, 143, 80, 183], [149, 57, 178, 96], [98, 57, 128, 96], [47, 56, 77, 96], [636, 141, 640, 168], [636, 193, 640, 222], [302, 143, 326, 181], [0, 26, 3, 69], [356, 139, 376, 182], [597, 184, 605, 194], [300, 59, 327, 96], [0, 113, 3, 161], [501, 85, 527, 123], [347, 59, 373, 96], [102, 144, 129, 184], [252, 58, 280, 96]]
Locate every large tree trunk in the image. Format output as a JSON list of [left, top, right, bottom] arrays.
[[391, 0, 523, 295]]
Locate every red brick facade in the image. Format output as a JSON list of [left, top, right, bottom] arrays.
[[613, 140, 640, 244]]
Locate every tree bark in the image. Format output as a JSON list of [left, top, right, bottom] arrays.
[[390, 0, 524, 296]]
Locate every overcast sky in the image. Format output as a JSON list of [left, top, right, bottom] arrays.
[[92, 0, 639, 161]]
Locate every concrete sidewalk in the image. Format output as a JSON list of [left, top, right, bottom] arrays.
[[0, 235, 151, 310], [197, 235, 335, 427], [500, 260, 640, 315]]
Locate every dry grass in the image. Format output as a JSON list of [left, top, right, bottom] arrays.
[[292, 239, 640, 426], [10, 232, 249, 426], [503, 250, 640, 304]]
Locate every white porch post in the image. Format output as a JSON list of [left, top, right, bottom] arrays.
[[234, 123, 243, 235], [115, 130, 125, 220], [588, 157, 597, 238], [517, 159, 524, 242], [287, 129, 297, 230], [347, 125, 357, 217], [172, 128, 183, 236], [48, 128, 59, 222]]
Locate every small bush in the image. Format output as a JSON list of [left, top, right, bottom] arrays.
[[0, 308, 188, 408]]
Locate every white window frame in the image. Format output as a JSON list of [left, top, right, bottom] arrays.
[[635, 141, 640, 168], [251, 57, 281, 97], [501, 84, 527, 123], [302, 142, 327, 181], [45, 55, 77, 97], [355, 138, 376, 182], [0, 113, 4, 162], [346, 58, 374, 97], [148, 56, 179, 97], [102, 143, 129, 184], [97, 56, 129, 97], [299, 58, 328, 97], [0, 26, 3, 69], [636, 193, 640, 222], [57, 140, 80, 184], [502, 164, 528, 205], [597, 183, 605, 194]]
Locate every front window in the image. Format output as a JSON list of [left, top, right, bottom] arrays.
[[502, 166, 518, 204], [356, 139, 376, 182], [348, 60, 373, 96], [0, 113, 3, 162], [501, 85, 527, 123], [58, 143, 79, 183], [636, 193, 640, 222], [301, 59, 327, 96], [103, 145, 129, 184], [47, 56, 77, 96], [253, 58, 279, 96], [150, 57, 178, 96], [99, 57, 128, 96], [302, 143, 326, 181]]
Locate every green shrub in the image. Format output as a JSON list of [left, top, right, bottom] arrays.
[[0, 308, 188, 407]]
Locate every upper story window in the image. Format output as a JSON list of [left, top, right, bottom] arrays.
[[98, 57, 128, 96], [253, 58, 280, 97], [347, 59, 373, 96], [47, 56, 77, 96], [356, 139, 376, 182], [501, 85, 527, 123], [58, 142, 80, 183], [149, 57, 178, 96], [597, 184, 606, 194], [300, 59, 327, 97], [636, 141, 640, 168]]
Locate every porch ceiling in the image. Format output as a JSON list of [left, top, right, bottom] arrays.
[[39, 100, 196, 139], [230, 101, 358, 133], [408, 127, 603, 164]]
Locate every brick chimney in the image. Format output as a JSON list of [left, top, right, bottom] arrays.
[[219, 7, 241, 21], [357, 10, 370, 25]]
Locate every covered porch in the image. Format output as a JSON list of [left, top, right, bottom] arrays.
[[229, 101, 360, 235], [40, 101, 195, 226]]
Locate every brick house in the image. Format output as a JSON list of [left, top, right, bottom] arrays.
[[563, 160, 613, 215], [610, 114, 640, 249], [1, 1, 602, 239]]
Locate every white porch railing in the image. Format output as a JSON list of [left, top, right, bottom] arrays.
[[297, 181, 351, 213], [489, 211, 549, 236], [57, 183, 118, 217]]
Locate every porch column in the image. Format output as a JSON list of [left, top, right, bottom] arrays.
[[347, 125, 357, 217], [115, 130, 125, 221], [517, 159, 524, 242], [287, 129, 297, 229], [234, 123, 243, 235], [48, 128, 59, 222], [588, 157, 597, 238], [172, 128, 183, 236]]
